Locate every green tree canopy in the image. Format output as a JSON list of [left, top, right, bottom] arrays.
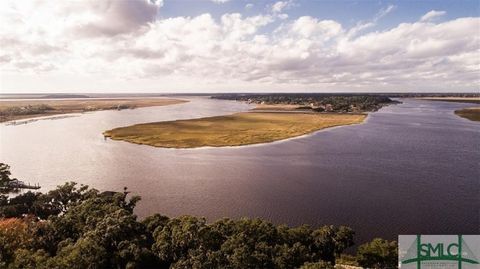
[[356, 238, 398, 269], [0, 164, 395, 269], [0, 163, 17, 194]]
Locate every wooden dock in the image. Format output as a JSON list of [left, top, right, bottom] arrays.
[[8, 180, 41, 190]]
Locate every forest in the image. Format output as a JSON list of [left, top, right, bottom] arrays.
[[0, 163, 397, 269], [212, 94, 397, 113]]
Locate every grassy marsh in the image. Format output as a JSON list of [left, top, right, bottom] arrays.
[[0, 98, 188, 122], [455, 107, 480, 121], [103, 112, 367, 148]]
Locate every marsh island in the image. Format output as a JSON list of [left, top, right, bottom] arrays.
[[103, 94, 400, 148], [103, 112, 366, 148]]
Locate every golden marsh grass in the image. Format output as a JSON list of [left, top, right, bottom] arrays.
[[103, 112, 367, 148], [455, 107, 480, 122]]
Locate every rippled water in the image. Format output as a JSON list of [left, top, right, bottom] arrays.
[[1, 97, 479, 243]]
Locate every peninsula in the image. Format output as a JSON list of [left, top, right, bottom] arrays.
[[213, 93, 396, 112], [103, 112, 366, 148], [0, 98, 188, 123], [103, 94, 398, 148], [455, 107, 480, 121]]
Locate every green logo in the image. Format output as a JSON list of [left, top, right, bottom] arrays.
[[400, 235, 479, 269]]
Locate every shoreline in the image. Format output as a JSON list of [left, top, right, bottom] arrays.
[[0, 98, 189, 123], [454, 107, 480, 122], [417, 97, 480, 104], [104, 112, 367, 149], [109, 115, 370, 151]]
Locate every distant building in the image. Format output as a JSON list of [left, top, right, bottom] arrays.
[[325, 104, 333, 112]]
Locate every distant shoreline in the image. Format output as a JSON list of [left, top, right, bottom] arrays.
[[0, 98, 188, 123], [414, 97, 480, 122], [417, 97, 480, 104]]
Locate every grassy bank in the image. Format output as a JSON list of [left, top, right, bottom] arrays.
[[104, 112, 366, 148], [0, 98, 188, 123], [455, 107, 480, 121]]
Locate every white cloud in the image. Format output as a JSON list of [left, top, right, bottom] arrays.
[[0, 0, 478, 93], [271, 1, 293, 13], [375, 5, 396, 21], [245, 3, 254, 10], [420, 10, 447, 22], [277, 16, 344, 45], [0, 0, 162, 39], [348, 5, 396, 38], [211, 0, 230, 3]]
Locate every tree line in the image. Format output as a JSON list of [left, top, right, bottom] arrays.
[[0, 163, 397, 269], [212, 94, 396, 113]]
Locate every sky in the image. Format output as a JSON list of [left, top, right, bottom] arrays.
[[0, 0, 479, 93]]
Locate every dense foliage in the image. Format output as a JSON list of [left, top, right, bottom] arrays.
[[0, 163, 18, 194], [0, 164, 398, 268], [356, 238, 398, 269], [212, 94, 396, 113]]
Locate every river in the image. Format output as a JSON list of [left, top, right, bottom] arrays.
[[1, 97, 479, 243]]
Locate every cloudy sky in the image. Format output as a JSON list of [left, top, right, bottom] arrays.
[[0, 0, 479, 93]]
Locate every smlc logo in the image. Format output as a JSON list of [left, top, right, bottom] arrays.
[[399, 235, 480, 269]]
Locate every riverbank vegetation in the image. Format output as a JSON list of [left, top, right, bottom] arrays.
[[0, 163, 397, 269], [212, 94, 397, 113], [0, 163, 40, 193], [103, 112, 366, 148], [0, 163, 18, 194], [454, 107, 480, 121], [0, 98, 188, 123]]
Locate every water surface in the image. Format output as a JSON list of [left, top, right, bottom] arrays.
[[1, 97, 478, 243]]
